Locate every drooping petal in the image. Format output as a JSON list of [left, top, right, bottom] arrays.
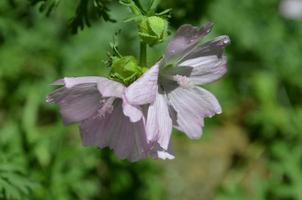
[[146, 93, 172, 150], [51, 76, 104, 88], [122, 94, 143, 122], [97, 78, 125, 98], [127, 120, 151, 161], [178, 55, 227, 85], [168, 86, 221, 138], [125, 62, 160, 105], [80, 100, 150, 162], [164, 22, 214, 64], [47, 84, 101, 124]]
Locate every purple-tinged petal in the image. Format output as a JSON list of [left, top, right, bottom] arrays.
[[122, 96, 143, 122], [125, 63, 159, 105], [164, 22, 214, 63], [127, 120, 150, 161], [179, 55, 227, 85], [168, 86, 221, 138], [80, 100, 150, 162], [146, 93, 172, 150], [52, 76, 104, 88], [47, 84, 101, 124], [182, 35, 230, 61], [161, 35, 230, 85], [97, 78, 125, 98]]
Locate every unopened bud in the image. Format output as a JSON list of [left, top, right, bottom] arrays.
[[138, 16, 168, 46], [110, 56, 143, 85]]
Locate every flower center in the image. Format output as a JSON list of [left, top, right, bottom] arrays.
[[98, 97, 115, 118], [173, 75, 192, 88]]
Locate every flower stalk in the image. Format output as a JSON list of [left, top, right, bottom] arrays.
[[149, 0, 160, 14], [119, 0, 142, 16]]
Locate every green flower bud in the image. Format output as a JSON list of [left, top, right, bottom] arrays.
[[110, 56, 143, 85], [138, 16, 168, 46]]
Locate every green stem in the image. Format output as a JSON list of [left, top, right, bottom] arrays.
[[140, 42, 147, 67], [127, 0, 142, 16], [150, 0, 161, 14]]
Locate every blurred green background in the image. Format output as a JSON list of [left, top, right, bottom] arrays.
[[1, 0, 302, 199]]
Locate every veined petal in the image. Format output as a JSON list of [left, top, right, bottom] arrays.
[[179, 55, 227, 85], [162, 36, 230, 86], [145, 100, 159, 142], [51, 76, 104, 88], [128, 120, 150, 161], [182, 35, 231, 61], [168, 86, 221, 138], [164, 22, 214, 64], [125, 63, 159, 105], [146, 93, 172, 150], [47, 84, 101, 124], [80, 100, 150, 162], [97, 78, 125, 98], [122, 96, 143, 122]]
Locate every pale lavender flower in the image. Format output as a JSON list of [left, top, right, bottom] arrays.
[[47, 67, 174, 161], [125, 22, 230, 152]]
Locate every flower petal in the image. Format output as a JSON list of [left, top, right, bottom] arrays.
[[150, 142, 175, 160], [164, 22, 214, 64], [47, 84, 101, 124], [146, 93, 172, 150], [97, 78, 125, 98], [157, 150, 175, 160], [182, 35, 231, 61], [179, 55, 227, 85], [122, 95, 143, 122], [80, 100, 150, 162], [125, 63, 159, 105], [168, 86, 221, 138], [51, 76, 104, 88]]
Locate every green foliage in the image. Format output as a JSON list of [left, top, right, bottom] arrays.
[[0, 157, 37, 199], [28, 0, 116, 33]]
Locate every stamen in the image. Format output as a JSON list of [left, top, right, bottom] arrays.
[[173, 75, 192, 88], [98, 97, 115, 118]]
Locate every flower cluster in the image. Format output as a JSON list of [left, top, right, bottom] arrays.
[[47, 22, 230, 161]]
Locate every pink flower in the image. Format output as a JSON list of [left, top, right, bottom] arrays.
[[125, 22, 230, 152], [47, 68, 174, 161], [48, 22, 229, 161]]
